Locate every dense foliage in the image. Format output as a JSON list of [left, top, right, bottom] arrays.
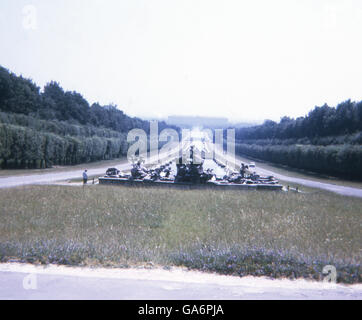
[[0, 66, 175, 168], [233, 101, 362, 179], [235, 101, 362, 141], [235, 143, 362, 179]]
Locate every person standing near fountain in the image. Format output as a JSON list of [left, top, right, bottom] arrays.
[[83, 169, 88, 185]]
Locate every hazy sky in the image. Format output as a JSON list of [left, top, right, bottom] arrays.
[[1, 0, 362, 122]]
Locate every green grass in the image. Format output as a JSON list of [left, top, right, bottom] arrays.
[[66, 175, 100, 184], [0, 185, 360, 283]]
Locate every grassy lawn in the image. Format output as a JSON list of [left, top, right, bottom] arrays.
[[0, 158, 127, 177], [0, 185, 360, 283]]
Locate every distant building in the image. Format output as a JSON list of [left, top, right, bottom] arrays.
[[167, 116, 230, 129]]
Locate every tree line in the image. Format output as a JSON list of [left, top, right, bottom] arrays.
[[235, 143, 362, 179], [232, 101, 362, 179], [234, 100, 362, 141], [0, 123, 126, 169], [0, 65, 177, 169]]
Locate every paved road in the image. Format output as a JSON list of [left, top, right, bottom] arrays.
[[0, 162, 131, 189], [209, 142, 362, 198], [0, 142, 183, 189], [0, 263, 361, 300], [252, 166, 362, 198], [1, 139, 361, 198]]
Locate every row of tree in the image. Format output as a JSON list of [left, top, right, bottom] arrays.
[[234, 101, 362, 141], [0, 66, 176, 134], [0, 65, 178, 169], [231, 100, 362, 179], [236, 132, 362, 147], [0, 112, 125, 139], [235, 143, 362, 179], [0, 123, 128, 169]]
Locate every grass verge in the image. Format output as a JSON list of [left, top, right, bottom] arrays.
[[0, 185, 360, 283]]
